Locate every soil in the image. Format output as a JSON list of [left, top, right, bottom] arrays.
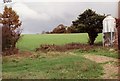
[[83, 54, 119, 79], [3, 51, 32, 58], [35, 43, 100, 52], [83, 54, 117, 63]]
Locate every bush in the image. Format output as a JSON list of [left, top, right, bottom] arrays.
[[1, 6, 22, 55]]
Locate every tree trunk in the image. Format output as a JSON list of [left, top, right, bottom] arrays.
[[88, 32, 98, 45]]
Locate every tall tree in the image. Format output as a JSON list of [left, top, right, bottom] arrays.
[[1, 6, 22, 54], [72, 9, 105, 45]]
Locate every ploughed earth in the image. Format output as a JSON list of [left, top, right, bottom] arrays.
[[35, 43, 100, 52]]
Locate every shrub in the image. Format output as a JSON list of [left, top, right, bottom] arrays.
[[1, 6, 22, 55]]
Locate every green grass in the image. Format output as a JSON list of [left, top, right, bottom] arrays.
[[74, 47, 118, 59], [3, 33, 118, 79], [3, 52, 103, 79], [17, 33, 102, 51]]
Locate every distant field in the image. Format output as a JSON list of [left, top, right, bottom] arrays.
[[17, 33, 102, 51]]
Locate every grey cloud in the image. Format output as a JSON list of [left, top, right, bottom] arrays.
[[20, 2, 118, 34]]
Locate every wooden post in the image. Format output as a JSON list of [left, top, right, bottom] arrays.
[[0, 30, 1, 81], [118, 1, 120, 81], [111, 31, 113, 47], [118, 1, 120, 54], [118, 26, 120, 81], [118, 27, 120, 53], [0, 13, 2, 55], [0, 27, 1, 54]]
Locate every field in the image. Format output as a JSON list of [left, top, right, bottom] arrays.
[[17, 33, 102, 51], [3, 33, 118, 79]]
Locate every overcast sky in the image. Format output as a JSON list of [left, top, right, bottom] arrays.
[[0, 0, 119, 34]]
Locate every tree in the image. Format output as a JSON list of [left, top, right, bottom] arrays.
[[66, 26, 79, 33], [51, 24, 66, 33], [72, 9, 105, 45], [1, 6, 22, 54]]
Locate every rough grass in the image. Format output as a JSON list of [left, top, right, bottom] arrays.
[[3, 52, 103, 79], [3, 33, 118, 79], [74, 47, 118, 59], [17, 33, 102, 51]]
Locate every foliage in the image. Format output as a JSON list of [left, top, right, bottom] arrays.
[[51, 24, 77, 33], [51, 24, 66, 33], [1, 6, 22, 55], [66, 26, 77, 33], [72, 9, 105, 45]]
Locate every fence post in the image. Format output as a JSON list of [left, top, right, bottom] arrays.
[[118, 1, 120, 55], [118, 27, 120, 53]]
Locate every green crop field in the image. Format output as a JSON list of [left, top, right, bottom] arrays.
[[17, 33, 102, 51]]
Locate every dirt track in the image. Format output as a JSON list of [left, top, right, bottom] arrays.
[[83, 54, 119, 79]]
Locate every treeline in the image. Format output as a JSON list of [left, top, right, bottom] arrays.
[[46, 9, 119, 45], [43, 24, 77, 34]]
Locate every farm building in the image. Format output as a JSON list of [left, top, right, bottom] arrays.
[[102, 15, 117, 47], [103, 1, 120, 48]]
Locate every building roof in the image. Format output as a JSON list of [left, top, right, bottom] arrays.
[[103, 15, 116, 33]]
